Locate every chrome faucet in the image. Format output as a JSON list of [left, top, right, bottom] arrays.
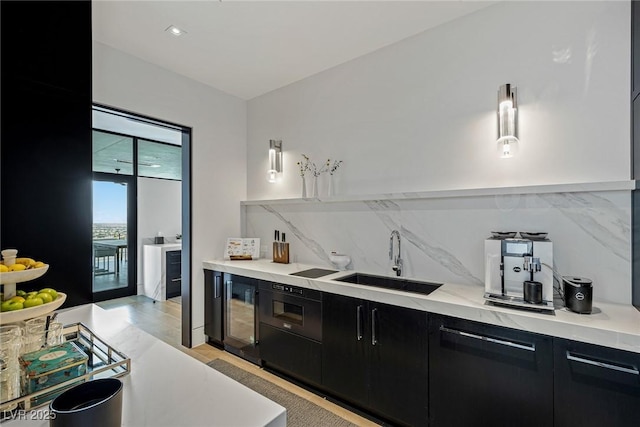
[[389, 230, 403, 276]]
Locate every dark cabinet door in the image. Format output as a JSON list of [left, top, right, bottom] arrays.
[[321, 292, 368, 407], [259, 323, 322, 386], [429, 314, 553, 427], [204, 270, 223, 345], [165, 250, 181, 298], [368, 302, 428, 427], [322, 293, 429, 426], [554, 338, 640, 427]]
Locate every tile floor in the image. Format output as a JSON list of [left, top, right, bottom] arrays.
[[95, 295, 379, 427]]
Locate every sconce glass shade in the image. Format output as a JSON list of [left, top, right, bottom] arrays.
[[268, 140, 282, 183], [497, 84, 518, 158]]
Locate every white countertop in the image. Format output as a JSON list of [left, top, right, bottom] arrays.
[[203, 259, 640, 354], [144, 243, 182, 251], [5, 304, 286, 427]]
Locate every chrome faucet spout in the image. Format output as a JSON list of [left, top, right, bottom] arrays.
[[390, 230, 403, 276]]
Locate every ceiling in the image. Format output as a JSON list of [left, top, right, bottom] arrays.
[[92, 0, 497, 100], [93, 128, 183, 180]]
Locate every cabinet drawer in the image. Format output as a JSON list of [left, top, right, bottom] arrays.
[[554, 338, 640, 427], [429, 314, 553, 427]]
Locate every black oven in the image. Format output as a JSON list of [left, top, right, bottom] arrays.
[[258, 282, 322, 342], [259, 281, 323, 385]]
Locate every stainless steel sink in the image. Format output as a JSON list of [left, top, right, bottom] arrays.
[[334, 273, 442, 296]]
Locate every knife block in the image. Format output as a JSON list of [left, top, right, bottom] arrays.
[[273, 242, 289, 264]]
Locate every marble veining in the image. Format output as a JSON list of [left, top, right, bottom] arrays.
[[245, 188, 632, 304], [400, 226, 484, 287], [260, 205, 333, 264], [540, 192, 630, 262]]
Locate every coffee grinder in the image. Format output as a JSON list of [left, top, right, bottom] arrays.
[[484, 234, 554, 311]]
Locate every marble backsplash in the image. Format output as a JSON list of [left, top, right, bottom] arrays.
[[243, 190, 631, 304]]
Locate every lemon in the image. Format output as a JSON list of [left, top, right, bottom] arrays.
[[0, 265, 8, 273], [15, 258, 36, 267], [9, 264, 26, 272]]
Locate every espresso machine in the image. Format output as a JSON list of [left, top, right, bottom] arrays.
[[484, 233, 554, 311]]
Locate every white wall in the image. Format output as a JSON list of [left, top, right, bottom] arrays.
[[137, 177, 182, 288], [247, 1, 630, 199], [93, 41, 247, 346], [244, 2, 633, 304]]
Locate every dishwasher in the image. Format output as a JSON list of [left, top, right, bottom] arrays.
[[258, 282, 323, 386]]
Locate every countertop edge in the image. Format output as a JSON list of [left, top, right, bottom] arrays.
[[203, 259, 640, 354]]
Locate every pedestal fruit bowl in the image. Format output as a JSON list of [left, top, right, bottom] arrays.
[[0, 249, 64, 324]]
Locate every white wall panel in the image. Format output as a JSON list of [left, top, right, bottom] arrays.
[[93, 42, 247, 346]]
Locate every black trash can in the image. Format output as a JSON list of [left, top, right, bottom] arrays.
[[49, 378, 123, 427]]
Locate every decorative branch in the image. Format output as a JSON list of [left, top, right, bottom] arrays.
[[297, 154, 311, 177], [329, 160, 343, 175], [311, 158, 330, 177]]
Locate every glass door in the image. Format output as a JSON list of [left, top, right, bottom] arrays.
[[92, 175, 137, 300], [224, 275, 259, 362]]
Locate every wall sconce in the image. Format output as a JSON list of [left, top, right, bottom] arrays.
[[268, 140, 282, 183], [497, 84, 518, 158]]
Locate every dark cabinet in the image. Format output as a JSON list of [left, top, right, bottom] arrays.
[[165, 250, 181, 298], [428, 314, 553, 427], [1, 1, 93, 307], [259, 323, 322, 386], [322, 292, 428, 427], [204, 270, 224, 346], [554, 338, 640, 427]]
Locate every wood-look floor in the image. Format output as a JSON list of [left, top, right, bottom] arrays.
[[96, 295, 379, 427]]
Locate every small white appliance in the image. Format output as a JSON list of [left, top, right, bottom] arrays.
[[484, 236, 554, 311]]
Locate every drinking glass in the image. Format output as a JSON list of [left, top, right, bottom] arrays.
[[0, 329, 22, 412], [22, 322, 64, 354]]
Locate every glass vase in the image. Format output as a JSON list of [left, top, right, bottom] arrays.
[[301, 176, 307, 198], [327, 174, 334, 197], [312, 176, 319, 198]]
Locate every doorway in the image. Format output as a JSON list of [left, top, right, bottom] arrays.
[[92, 104, 193, 347]]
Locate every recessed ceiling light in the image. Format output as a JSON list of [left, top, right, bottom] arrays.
[[165, 25, 186, 37]]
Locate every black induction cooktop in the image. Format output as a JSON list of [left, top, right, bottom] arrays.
[[290, 268, 338, 278]]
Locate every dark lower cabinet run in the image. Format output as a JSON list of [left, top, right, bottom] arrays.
[[322, 292, 428, 427], [428, 314, 553, 427], [554, 338, 640, 427]]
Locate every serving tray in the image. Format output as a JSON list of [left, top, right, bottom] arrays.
[[0, 322, 131, 414]]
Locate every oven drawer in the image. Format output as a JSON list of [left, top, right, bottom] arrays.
[[259, 323, 322, 386], [258, 284, 322, 342]]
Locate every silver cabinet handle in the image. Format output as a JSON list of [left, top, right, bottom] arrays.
[[440, 325, 535, 352], [356, 305, 363, 341], [371, 308, 378, 346], [566, 352, 640, 376], [171, 278, 181, 282]]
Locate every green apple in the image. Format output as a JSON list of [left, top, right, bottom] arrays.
[[16, 290, 27, 298], [38, 288, 58, 300], [23, 297, 43, 308], [36, 292, 53, 304], [1, 299, 24, 312], [26, 291, 38, 299], [9, 296, 25, 304]]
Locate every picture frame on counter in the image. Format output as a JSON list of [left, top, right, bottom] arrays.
[[225, 238, 260, 260]]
